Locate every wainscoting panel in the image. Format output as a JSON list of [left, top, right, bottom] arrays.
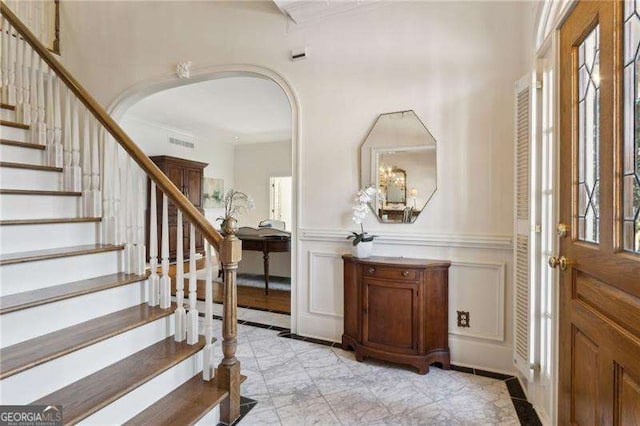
[[308, 252, 344, 317], [448, 261, 505, 341], [296, 233, 514, 373]]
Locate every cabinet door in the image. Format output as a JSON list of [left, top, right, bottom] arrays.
[[362, 278, 420, 354], [185, 168, 202, 207], [166, 162, 184, 192]]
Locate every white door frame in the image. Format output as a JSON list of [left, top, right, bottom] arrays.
[[107, 64, 302, 333]]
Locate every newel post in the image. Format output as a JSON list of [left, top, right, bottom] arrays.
[[217, 223, 242, 425]]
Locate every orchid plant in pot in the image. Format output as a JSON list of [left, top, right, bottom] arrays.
[[347, 184, 378, 258], [216, 189, 254, 234]]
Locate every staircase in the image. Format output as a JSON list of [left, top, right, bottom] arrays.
[[0, 4, 243, 425]]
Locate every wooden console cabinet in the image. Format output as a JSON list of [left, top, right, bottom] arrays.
[[342, 255, 451, 374], [146, 156, 208, 261]]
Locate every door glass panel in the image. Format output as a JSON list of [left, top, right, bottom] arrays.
[[577, 25, 600, 243], [624, 2, 640, 253]]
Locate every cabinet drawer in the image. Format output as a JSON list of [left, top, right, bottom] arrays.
[[363, 265, 419, 281]]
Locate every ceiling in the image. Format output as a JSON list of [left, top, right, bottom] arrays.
[[126, 76, 291, 145], [272, 0, 381, 24]]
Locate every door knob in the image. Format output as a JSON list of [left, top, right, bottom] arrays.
[[558, 256, 570, 271], [556, 223, 570, 238], [402, 270, 410, 277], [367, 267, 375, 274], [548, 256, 570, 271]]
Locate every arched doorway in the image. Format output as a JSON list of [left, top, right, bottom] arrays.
[[108, 65, 301, 333]]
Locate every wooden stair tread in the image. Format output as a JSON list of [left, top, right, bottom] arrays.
[[33, 335, 206, 425], [0, 139, 44, 149], [0, 189, 81, 196], [0, 303, 176, 380], [0, 217, 102, 226], [1, 103, 16, 111], [0, 161, 62, 172], [124, 371, 248, 426], [0, 272, 149, 315], [0, 244, 124, 266], [0, 120, 29, 129]]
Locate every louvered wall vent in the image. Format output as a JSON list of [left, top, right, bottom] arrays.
[[169, 137, 195, 149]]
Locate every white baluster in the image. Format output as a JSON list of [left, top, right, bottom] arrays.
[[1, 17, 8, 103], [14, 31, 23, 121], [45, 71, 53, 158], [21, 36, 31, 124], [7, 19, 15, 105], [160, 193, 171, 309], [113, 149, 121, 245], [34, 57, 46, 144], [63, 93, 81, 191], [82, 108, 91, 216], [91, 120, 102, 218], [175, 210, 186, 342], [186, 224, 199, 345], [101, 131, 112, 243], [48, 75, 62, 166], [124, 158, 133, 273], [203, 241, 214, 380], [28, 49, 37, 143], [148, 181, 159, 306], [133, 168, 145, 275]]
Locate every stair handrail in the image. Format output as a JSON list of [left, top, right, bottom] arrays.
[[0, 2, 223, 251]]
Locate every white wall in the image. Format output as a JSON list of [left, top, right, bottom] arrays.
[[59, 0, 535, 373], [121, 116, 235, 223], [234, 140, 292, 278]]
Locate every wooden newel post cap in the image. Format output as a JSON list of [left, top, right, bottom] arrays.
[[221, 236, 242, 264]]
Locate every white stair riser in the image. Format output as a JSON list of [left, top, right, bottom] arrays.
[[81, 351, 205, 425], [194, 404, 221, 426], [0, 167, 62, 191], [1, 279, 148, 348], [0, 250, 122, 296], [0, 193, 80, 220], [0, 222, 99, 254], [0, 108, 17, 122], [0, 125, 30, 142], [0, 315, 175, 405], [0, 144, 44, 165]]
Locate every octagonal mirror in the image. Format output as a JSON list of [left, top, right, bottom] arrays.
[[360, 110, 437, 223]]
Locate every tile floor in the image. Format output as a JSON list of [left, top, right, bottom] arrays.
[[206, 320, 523, 425]]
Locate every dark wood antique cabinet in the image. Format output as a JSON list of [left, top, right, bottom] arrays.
[[146, 156, 208, 261], [342, 255, 451, 374]]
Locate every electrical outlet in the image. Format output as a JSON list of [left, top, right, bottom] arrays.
[[457, 311, 470, 328]]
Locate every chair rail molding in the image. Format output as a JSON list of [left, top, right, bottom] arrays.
[[300, 228, 513, 250]]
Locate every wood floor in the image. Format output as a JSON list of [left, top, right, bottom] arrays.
[[165, 258, 291, 314]]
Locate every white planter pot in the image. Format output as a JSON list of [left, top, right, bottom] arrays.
[[352, 241, 374, 258]]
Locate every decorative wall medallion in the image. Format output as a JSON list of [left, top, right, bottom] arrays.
[[176, 61, 192, 79], [457, 310, 470, 328]]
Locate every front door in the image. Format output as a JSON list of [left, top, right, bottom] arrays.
[[559, 1, 640, 424]]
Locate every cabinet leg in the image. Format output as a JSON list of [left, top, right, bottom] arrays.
[[355, 351, 365, 362]]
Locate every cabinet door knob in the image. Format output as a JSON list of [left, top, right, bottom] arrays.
[[402, 270, 410, 277], [367, 267, 375, 274]]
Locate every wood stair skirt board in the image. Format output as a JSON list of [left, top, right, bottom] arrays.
[[0, 189, 82, 196], [0, 217, 102, 226], [1, 103, 16, 111], [0, 303, 176, 380], [0, 120, 29, 129], [0, 139, 45, 149], [32, 336, 206, 425], [0, 244, 124, 266], [125, 371, 247, 426], [0, 161, 63, 172], [0, 272, 150, 315]]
